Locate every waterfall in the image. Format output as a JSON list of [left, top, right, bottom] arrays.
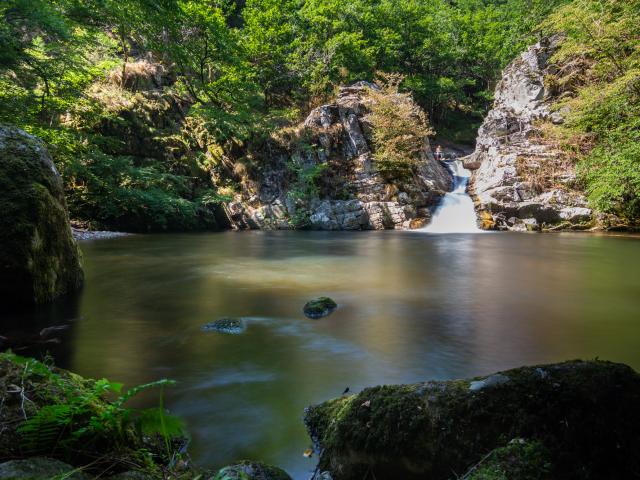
[[423, 160, 481, 233]]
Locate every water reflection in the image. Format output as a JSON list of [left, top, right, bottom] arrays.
[[3, 231, 640, 479]]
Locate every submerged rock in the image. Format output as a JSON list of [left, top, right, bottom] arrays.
[[304, 360, 640, 480], [303, 297, 338, 319], [202, 317, 245, 334], [212, 461, 292, 480], [0, 458, 90, 480], [0, 125, 84, 304]]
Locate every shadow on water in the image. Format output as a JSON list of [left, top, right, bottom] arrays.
[[1, 293, 80, 364], [3, 230, 640, 478]]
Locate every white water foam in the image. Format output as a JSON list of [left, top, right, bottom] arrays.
[[423, 160, 481, 234]]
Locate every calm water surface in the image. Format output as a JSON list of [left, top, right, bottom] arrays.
[[6, 231, 640, 478]]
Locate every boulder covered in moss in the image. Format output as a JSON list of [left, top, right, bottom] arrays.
[[212, 461, 292, 480], [303, 297, 338, 319], [0, 125, 83, 305], [0, 457, 90, 480], [304, 360, 640, 480]]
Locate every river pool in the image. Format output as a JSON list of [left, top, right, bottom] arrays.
[[6, 231, 640, 478]]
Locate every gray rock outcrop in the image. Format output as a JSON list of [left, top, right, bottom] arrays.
[[0, 126, 84, 305], [464, 38, 593, 231], [226, 82, 451, 230]]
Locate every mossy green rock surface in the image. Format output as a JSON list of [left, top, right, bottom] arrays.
[[0, 125, 83, 304], [305, 360, 640, 480], [0, 457, 90, 480], [212, 461, 292, 480], [303, 297, 338, 319]]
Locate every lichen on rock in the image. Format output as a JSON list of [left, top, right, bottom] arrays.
[[0, 125, 83, 305]]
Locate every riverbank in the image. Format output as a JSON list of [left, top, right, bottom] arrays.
[[2, 353, 639, 479], [0, 352, 292, 480]]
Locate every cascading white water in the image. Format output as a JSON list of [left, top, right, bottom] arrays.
[[423, 160, 481, 233]]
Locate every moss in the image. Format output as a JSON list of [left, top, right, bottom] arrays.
[[303, 297, 338, 319], [467, 440, 552, 480], [0, 126, 83, 305], [305, 360, 640, 480], [213, 461, 292, 480]]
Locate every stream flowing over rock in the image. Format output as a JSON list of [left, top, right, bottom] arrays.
[[464, 38, 593, 231], [226, 82, 451, 230], [304, 360, 640, 480], [0, 125, 84, 305]]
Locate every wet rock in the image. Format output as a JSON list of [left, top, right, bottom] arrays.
[[202, 318, 245, 334], [0, 458, 90, 480], [0, 125, 84, 304], [305, 360, 640, 480], [303, 297, 338, 319], [212, 461, 292, 480]]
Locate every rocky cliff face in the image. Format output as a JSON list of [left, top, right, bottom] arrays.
[[0, 126, 83, 305], [226, 82, 451, 230], [464, 38, 593, 231]]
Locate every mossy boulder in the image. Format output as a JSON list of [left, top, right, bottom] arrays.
[[304, 360, 640, 480], [0, 457, 90, 480], [212, 461, 292, 480], [303, 297, 338, 319], [0, 125, 83, 305]]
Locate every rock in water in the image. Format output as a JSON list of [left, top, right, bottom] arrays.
[[202, 317, 245, 334], [0, 126, 83, 304], [212, 461, 292, 480], [304, 360, 640, 480], [303, 297, 338, 319]]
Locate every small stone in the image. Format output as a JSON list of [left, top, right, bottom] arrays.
[[212, 461, 292, 480], [202, 317, 245, 334], [303, 297, 338, 319]]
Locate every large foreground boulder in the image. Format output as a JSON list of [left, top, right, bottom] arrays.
[[304, 360, 640, 480], [0, 125, 83, 305]]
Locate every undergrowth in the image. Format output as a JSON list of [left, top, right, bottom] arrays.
[[0, 352, 186, 476]]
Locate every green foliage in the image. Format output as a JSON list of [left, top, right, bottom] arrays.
[[543, 0, 640, 222], [366, 75, 433, 180], [286, 156, 328, 227]]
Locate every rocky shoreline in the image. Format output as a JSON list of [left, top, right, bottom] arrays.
[[1, 356, 639, 479], [71, 228, 132, 241]]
